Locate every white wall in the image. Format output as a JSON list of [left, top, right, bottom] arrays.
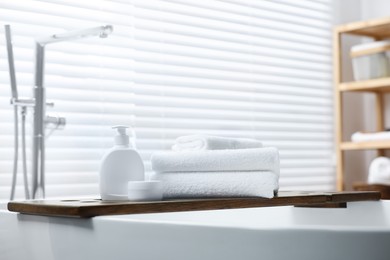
[[336, 0, 390, 189], [361, 0, 390, 18]]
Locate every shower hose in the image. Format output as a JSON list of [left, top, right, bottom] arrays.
[[10, 106, 30, 200]]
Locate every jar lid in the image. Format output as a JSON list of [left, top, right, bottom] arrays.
[[128, 180, 161, 190], [128, 181, 163, 201], [351, 40, 390, 58]]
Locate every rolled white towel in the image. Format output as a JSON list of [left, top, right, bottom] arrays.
[[368, 157, 390, 185], [150, 171, 278, 199], [351, 131, 390, 142], [151, 147, 280, 175], [172, 135, 263, 151]]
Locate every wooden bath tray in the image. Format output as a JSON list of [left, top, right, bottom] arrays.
[[8, 191, 380, 218]]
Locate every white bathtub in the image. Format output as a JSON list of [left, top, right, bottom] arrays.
[[1, 200, 390, 260]]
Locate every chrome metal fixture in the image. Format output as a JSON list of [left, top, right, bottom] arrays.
[[4, 25, 113, 200]]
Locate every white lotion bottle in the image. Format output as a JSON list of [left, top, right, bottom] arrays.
[[99, 125, 144, 201]]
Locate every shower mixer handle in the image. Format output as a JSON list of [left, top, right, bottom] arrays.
[[46, 115, 66, 130], [46, 101, 55, 107]]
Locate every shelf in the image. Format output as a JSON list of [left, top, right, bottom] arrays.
[[336, 17, 390, 38], [339, 77, 390, 92], [340, 141, 390, 150]]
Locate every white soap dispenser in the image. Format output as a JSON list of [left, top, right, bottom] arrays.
[[99, 125, 144, 201]]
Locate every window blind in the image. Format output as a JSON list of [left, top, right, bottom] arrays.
[[0, 0, 335, 200]]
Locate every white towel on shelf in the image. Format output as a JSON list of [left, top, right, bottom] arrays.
[[151, 171, 278, 199], [368, 157, 390, 185], [151, 147, 280, 175], [351, 131, 390, 142], [172, 135, 263, 151]]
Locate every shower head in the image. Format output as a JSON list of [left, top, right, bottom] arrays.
[[36, 25, 113, 45], [4, 25, 18, 100]]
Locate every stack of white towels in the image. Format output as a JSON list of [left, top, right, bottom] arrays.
[[150, 135, 280, 199], [351, 131, 390, 142]]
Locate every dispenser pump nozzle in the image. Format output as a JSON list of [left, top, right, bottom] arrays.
[[112, 125, 129, 146]]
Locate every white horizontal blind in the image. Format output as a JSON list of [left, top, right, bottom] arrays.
[[0, 0, 335, 201], [129, 0, 336, 191]]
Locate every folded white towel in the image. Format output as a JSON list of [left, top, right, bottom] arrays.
[[172, 135, 263, 151], [351, 131, 390, 142], [151, 147, 280, 175], [151, 171, 278, 199], [368, 157, 390, 185]]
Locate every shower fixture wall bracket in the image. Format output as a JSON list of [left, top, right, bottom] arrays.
[[10, 97, 54, 108]]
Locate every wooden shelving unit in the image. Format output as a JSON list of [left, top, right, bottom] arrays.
[[334, 17, 390, 191]]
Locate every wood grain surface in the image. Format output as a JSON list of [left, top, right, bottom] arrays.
[[7, 191, 380, 218]]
